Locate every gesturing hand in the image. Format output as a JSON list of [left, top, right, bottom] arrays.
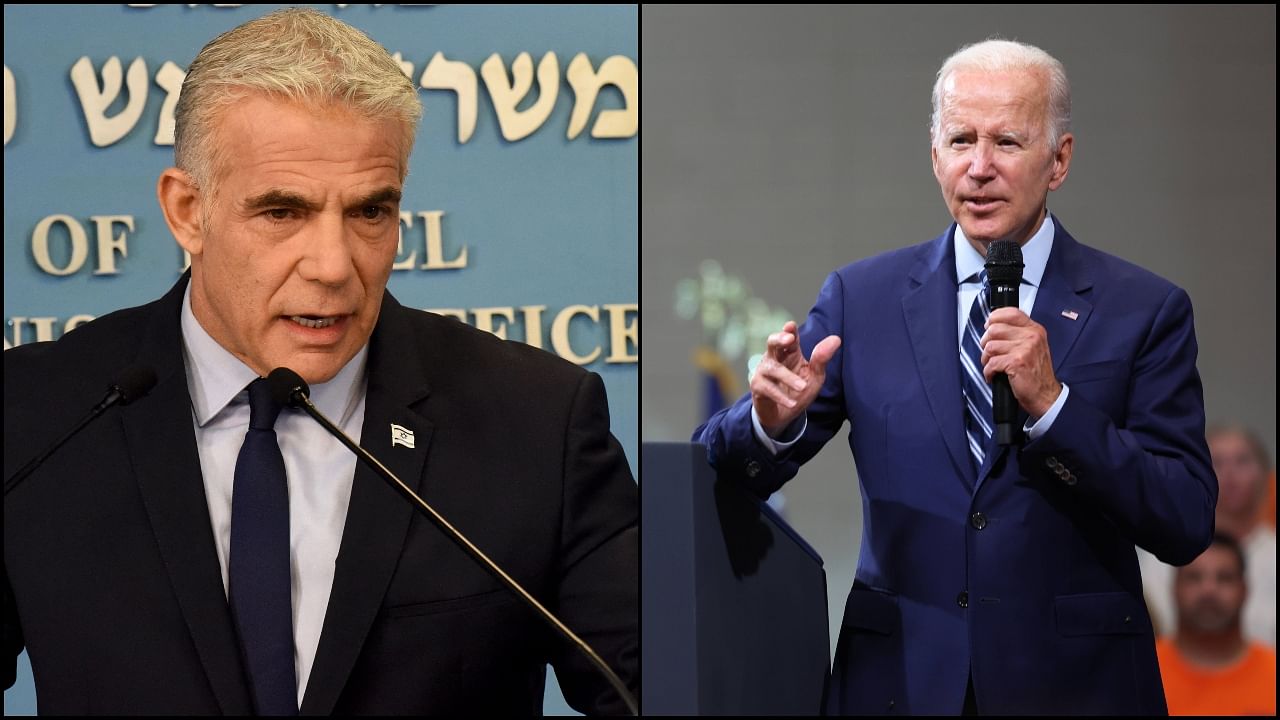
[[750, 321, 841, 438]]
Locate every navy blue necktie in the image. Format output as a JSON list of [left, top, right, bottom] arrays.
[[960, 271, 994, 473], [229, 378, 298, 715]]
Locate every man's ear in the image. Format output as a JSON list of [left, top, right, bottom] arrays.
[[157, 168, 205, 256], [1048, 133, 1074, 191]]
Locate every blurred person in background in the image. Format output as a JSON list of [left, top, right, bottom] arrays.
[[1156, 534, 1276, 716], [1142, 425, 1276, 647]]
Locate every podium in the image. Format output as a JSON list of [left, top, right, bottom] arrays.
[[641, 442, 829, 715]]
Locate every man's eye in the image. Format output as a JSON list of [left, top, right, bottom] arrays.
[[266, 208, 297, 221], [951, 137, 970, 147], [358, 205, 391, 221]]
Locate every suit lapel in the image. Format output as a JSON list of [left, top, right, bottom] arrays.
[[902, 229, 975, 489], [121, 276, 253, 715], [301, 294, 434, 715], [1031, 220, 1094, 376]]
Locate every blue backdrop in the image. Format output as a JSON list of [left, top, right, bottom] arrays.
[[3, 4, 637, 715]]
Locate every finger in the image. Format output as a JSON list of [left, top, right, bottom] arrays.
[[982, 354, 1012, 383], [979, 340, 1017, 366], [753, 377, 799, 410], [980, 323, 1027, 344], [808, 335, 843, 373], [985, 307, 1030, 327], [758, 359, 807, 393], [782, 320, 798, 335], [765, 331, 797, 359]]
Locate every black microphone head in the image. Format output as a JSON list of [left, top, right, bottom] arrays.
[[113, 365, 158, 405], [267, 367, 310, 408], [985, 239, 1024, 285]]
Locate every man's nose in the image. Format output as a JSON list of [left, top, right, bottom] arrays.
[[967, 141, 997, 180], [300, 211, 356, 285]]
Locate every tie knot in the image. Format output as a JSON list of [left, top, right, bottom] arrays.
[[247, 378, 285, 431]]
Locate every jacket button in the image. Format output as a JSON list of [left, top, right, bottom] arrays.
[[1045, 456, 1058, 468], [745, 460, 761, 478], [957, 591, 969, 608], [970, 512, 987, 530], [1063, 471, 1077, 486]]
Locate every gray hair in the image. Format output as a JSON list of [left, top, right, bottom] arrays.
[[1207, 423, 1274, 472], [173, 7, 423, 197], [930, 39, 1071, 151]]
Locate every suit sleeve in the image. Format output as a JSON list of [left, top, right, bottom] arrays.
[[548, 371, 639, 716], [1020, 286, 1217, 565], [692, 270, 851, 498]]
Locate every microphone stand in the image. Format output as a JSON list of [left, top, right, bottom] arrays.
[[289, 389, 639, 716]]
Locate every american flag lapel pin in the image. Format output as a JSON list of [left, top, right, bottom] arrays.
[[1061, 309, 1079, 321]]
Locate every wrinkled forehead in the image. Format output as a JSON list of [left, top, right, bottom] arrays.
[[205, 91, 411, 186]]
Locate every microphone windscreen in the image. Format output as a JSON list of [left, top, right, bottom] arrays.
[[985, 239, 1024, 284], [113, 365, 158, 405], [267, 367, 310, 408]]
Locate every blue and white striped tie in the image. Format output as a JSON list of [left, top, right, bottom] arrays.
[[960, 271, 993, 472]]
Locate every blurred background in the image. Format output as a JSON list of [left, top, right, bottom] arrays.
[[642, 4, 1275, 713]]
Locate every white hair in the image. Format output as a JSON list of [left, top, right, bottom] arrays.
[[930, 39, 1071, 151], [173, 7, 423, 197]]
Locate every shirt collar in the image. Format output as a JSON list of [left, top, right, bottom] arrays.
[[954, 211, 1055, 287], [180, 283, 368, 427]]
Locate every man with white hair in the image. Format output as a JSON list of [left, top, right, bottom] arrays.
[[5, 8, 638, 715], [696, 39, 1215, 714]]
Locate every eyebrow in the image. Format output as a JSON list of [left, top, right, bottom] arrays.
[[241, 186, 402, 213], [352, 187, 402, 208], [943, 126, 1029, 141]]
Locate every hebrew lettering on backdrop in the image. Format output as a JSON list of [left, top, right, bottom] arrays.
[[566, 53, 637, 140], [4, 65, 15, 145], [70, 56, 149, 147], [421, 51, 478, 143], [481, 51, 559, 142], [153, 61, 185, 144], [61, 52, 637, 146]]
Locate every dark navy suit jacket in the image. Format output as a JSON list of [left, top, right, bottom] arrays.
[[5, 275, 638, 715], [695, 217, 1215, 714]]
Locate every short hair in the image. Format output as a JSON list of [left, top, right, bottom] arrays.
[[1194, 533, 1248, 578], [1207, 423, 1274, 472], [930, 39, 1071, 152], [173, 7, 423, 197]]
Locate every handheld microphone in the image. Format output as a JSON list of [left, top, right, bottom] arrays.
[[265, 367, 639, 716], [985, 240, 1024, 446], [6, 364, 158, 495]]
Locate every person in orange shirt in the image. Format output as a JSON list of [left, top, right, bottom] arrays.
[[1156, 534, 1277, 716]]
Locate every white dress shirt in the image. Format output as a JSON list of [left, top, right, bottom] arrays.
[[180, 285, 367, 706], [753, 213, 1070, 452]]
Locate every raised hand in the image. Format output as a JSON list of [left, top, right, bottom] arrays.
[[751, 321, 841, 438]]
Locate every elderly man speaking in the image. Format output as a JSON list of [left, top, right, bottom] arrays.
[[695, 39, 1215, 714], [5, 7, 638, 716]]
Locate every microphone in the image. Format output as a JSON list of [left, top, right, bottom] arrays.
[[985, 240, 1024, 446], [265, 367, 639, 716], [6, 364, 158, 495]]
